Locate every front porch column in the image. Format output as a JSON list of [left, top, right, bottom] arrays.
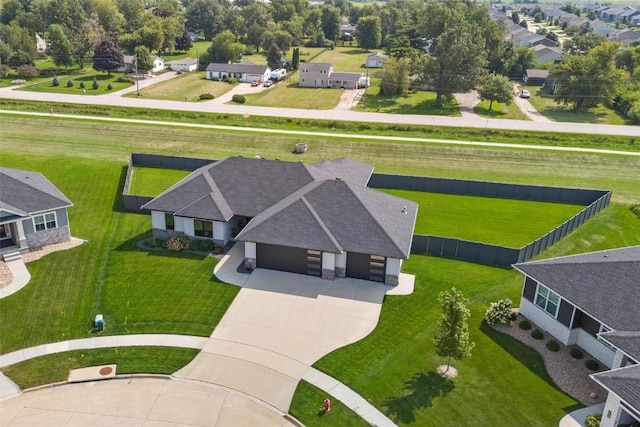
[[15, 220, 27, 249], [611, 349, 625, 369], [385, 258, 402, 286], [335, 252, 346, 278], [244, 241, 256, 270], [600, 392, 624, 427], [322, 252, 336, 280]]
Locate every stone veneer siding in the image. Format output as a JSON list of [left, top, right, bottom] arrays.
[[335, 267, 346, 278], [322, 268, 335, 280], [152, 229, 184, 240], [385, 274, 399, 286], [25, 226, 71, 249]]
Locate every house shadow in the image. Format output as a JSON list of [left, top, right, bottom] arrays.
[[383, 371, 455, 424], [112, 165, 129, 213]]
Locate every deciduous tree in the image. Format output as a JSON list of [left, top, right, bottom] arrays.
[[321, 6, 341, 41], [203, 30, 243, 64], [477, 73, 513, 111], [92, 39, 123, 75], [434, 287, 474, 374], [379, 57, 410, 97], [356, 15, 381, 52], [47, 24, 74, 70], [133, 45, 152, 73]]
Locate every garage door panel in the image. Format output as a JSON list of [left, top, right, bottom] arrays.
[[346, 253, 385, 282], [256, 243, 309, 275]]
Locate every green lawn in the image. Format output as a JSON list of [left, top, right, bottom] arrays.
[[383, 190, 584, 247], [310, 204, 640, 425], [129, 166, 192, 196], [159, 41, 211, 63], [241, 75, 344, 109], [289, 381, 371, 427], [1, 347, 198, 390], [355, 80, 461, 116], [15, 70, 133, 95], [0, 153, 239, 353], [313, 47, 370, 72], [522, 85, 631, 125], [474, 100, 527, 120], [123, 72, 234, 102]]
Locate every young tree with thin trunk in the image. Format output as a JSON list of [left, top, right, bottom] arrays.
[[478, 73, 513, 111], [434, 287, 474, 374]]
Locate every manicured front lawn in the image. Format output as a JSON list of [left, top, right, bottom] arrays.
[[289, 381, 371, 427], [474, 100, 527, 120], [241, 76, 344, 109], [523, 85, 631, 125], [355, 81, 461, 116], [123, 72, 234, 101], [15, 70, 133, 95], [310, 204, 640, 425], [382, 190, 584, 247], [0, 153, 239, 353], [129, 166, 192, 196], [1, 347, 198, 389]]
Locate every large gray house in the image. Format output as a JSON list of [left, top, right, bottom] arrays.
[[0, 167, 73, 255], [142, 157, 418, 285], [514, 246, 640, 427]]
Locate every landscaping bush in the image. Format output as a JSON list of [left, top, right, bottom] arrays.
[[570, 348, 584, 359], [585, 413, 601, 427], [531, 328, 544, 340], [149, 238, 165, 248], [166, 236, 191, 251], [106, 83, 113, 90], [79, 81, 85, 89], [92, 77, 99, 90], [52, 76, 59, 86], [232, 94, 246, 104], [546, 339, 560, 352], [66, 79, 74, 87], [0, 64, 9, 77], [117, 75, 134, 83], [585, 359, 600, 371], [16, 65, 39, 77], [484, 298, 514, 325], [519, 319, 532, 330], [199, 93, 214, 100], [222, 77, 237, 84]]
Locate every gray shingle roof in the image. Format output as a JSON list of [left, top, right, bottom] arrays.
[[592, 364, 640, 413], [313, 157, 373, 186], [237, 179, 418, 258], [0, 167, 72, 217], [205, 61, 268, 75], [514, 246, 640, 331], [601, 331, 640, 362], [329, 72, 362, 82], [300, 63, 333, 71]]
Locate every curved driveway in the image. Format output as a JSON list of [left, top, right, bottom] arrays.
[[1, 85, 638, 137]]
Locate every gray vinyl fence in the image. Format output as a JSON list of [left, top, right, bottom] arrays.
[[122, 153, 215, 212], [123, 154, 612, 267], [370, 174, 611, 267]]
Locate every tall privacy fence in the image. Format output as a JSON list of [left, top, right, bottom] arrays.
[[370, 174, 611, 267], [124, 154, 612, 267]]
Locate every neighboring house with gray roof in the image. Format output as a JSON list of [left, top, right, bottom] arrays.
[[299, 63, 334, 88], [0, 167, 73, 256], [205, 61, 271, 83], [515, 246, 640, 426], [328, 72, 364, 89], [142, 157, 417, 285]]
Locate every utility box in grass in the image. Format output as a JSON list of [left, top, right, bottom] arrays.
[[95, 314, 104, 331]]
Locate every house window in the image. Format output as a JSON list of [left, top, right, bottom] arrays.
[[535, 284, 560, 318], [165, 213, 174, 230], [34, 212, 57, 232], [194, 219, 213, 238]]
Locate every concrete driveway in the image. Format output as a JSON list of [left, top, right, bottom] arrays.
[[210, 82, 268, 104], [175, 267, 387, 412], [0, 377, 294, 427]]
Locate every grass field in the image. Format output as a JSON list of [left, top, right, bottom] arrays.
[[241, 75, 344, 109], [355, 80, 461, 116], [15, 70, 134, 95], [2, 99, 639, 154], [1, 347, 198, 389], [129, 166, 192, 196], [289, 381, 371, 427], [474, 99, 526, 120], [522, 85, 631, 125], [1, 115, 639, 426], [382, 190, 584, 247], [312, 47, 370, 72], [123, 72, 234, 102]]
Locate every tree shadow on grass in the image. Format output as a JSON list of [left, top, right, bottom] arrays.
[[383, 371, 455, 424]]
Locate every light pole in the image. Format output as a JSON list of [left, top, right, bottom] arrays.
[[134, 56, 140, 96]]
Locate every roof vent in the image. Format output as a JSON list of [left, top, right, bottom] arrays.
[[335, 177, 341, 180], [401, 206, 407, 214]]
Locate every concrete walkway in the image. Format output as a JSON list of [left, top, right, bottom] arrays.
[[559, 403, 605, 427], [454, 91, 481, 118], [0, 258, 30, 299]]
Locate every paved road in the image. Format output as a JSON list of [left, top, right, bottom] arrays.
[[1, 84, 638, 136]]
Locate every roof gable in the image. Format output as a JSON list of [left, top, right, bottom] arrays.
[[601, 331, 640, 362], [592, 364, 640, 414], [0, 167, 72, 215], [514, 246, 640, 331]]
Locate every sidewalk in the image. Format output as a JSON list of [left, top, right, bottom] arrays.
[[0, 258, 30, 299]]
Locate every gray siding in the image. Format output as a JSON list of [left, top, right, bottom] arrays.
[[22, 218, 34, 235], [55, 208, 69, 227], [557, 299, 574, 328]]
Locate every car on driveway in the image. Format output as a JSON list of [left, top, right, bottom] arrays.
[[520, 89, 531, 99], [251, 80, 261, 87], [263, 80, 273, 87]]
